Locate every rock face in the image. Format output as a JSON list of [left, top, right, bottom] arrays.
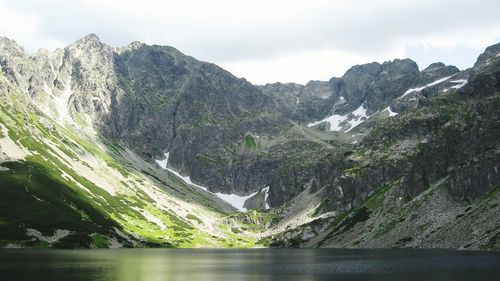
[[110, 44, 287, 196], [263, 44, 500, 250], [261, 58, 461, 123], [0, 35, 499, 250]]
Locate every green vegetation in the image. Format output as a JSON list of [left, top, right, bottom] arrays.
[[91, 234, 110, 248], [0, 92, 263, 249], [317, 182, 396, 246], [0, 160, 122, 248], [186, 214, 203, 224], [374, 216, 406, 237], [244, 134, 257, 149], [225, 209, 281, 232]]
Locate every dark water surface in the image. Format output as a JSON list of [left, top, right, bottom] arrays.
[[0, 248, 499, 280]]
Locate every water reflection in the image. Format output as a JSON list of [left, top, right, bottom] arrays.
[[0, 249, 499, 281]]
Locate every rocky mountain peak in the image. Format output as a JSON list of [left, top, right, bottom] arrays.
[[78, 33, 101, 43], [382, 58, 419, 72], [116, 41, 145, 54], [343, 62, 381, 79], [424, 62, 446, 70], [378, 58, 419, 79], [71, 33, 108, 53], [0, 37, 25, 57], [420, 62, 459, 81], [474, 42, 500, 67]]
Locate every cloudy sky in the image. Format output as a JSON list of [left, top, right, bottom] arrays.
[[1, 0, 499, 84]]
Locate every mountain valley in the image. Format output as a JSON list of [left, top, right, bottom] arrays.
[[0, 34, 498, 250]]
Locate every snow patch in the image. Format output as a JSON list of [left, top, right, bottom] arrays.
[[331, 96, 346, 111], [385, 106, 398, 117], [155, 152, 169, 169], [31, 195, 44, 202], [337, 186, 344, 198], [158, 163, 258, 212], [496, 53, 500, 58], [262, 186, 270, 210], [26, 228, 72, 243], [214, 191, 259, 212], [307, 113, 347, 131], [295, 97, 299, 105], [345, 104, 368, 133], [307, 103, 368, 133], [450, 79, 467, 89], [402, 76, 453, 97], [165, 167, 207, 191]]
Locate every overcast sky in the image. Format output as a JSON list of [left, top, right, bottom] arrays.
[[1, 0, 499, 84]]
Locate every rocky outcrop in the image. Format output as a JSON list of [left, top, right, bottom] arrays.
[[263, 46, 500, 250]]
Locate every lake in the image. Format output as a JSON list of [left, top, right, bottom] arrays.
[[0, 248, 499, 280]]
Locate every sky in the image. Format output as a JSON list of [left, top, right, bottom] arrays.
[[0, 0, 499, 85]]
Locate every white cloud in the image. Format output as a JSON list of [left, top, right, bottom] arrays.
[[0, 1, 66, 51], [0, 2, 37, 46], [0, 0, 499, 83], [222, 47, 406, 85]]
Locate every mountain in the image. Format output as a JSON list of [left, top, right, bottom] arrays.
[[0, 34, 498, 250]]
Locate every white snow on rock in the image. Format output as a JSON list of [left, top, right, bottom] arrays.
[[31, 195, 44, 202], [345, 104, 368, 133], [155, 152, 169, 169], [496, 53, 500, 58], [156, 157, 258, 212], [26, 228, 72, 244], [450, 79, 467, 89], [307, 113, 348, 131], [262, 186, 270, 210], [307, 103, 368, 133], [385, 106, 398, 117], [214, 191, 259, 212], [165, 167, 208, 190], [295, 97, 300, 105], [401, 75, 453, 97], [331, 96, 346, 110]]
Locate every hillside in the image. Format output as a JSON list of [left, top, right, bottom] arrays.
[[0, 35, 498, 249]]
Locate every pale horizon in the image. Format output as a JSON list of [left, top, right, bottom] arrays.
[[1, 0, 499, 84]]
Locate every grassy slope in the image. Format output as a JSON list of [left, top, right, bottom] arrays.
[[0, 80, 262, 248]]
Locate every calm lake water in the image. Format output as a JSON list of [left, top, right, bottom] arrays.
[[0, 248, 499, 281]]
